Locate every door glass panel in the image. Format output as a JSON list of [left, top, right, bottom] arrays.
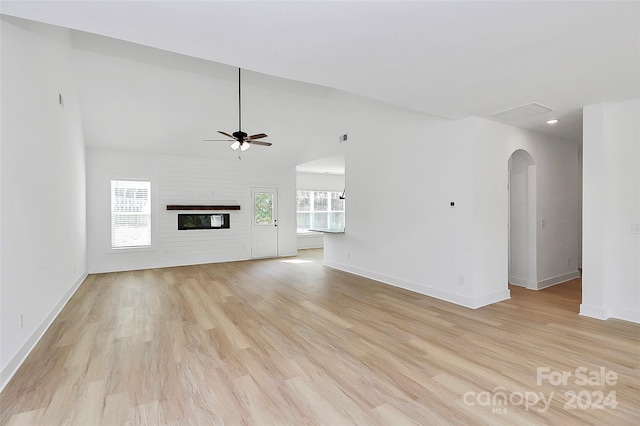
[[255, 192, 274, 225]]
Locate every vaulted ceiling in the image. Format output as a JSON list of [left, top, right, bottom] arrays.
[[2, 1, 639, 148]]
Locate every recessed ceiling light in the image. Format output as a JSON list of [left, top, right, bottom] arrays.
[[546, 119, 559, 125]]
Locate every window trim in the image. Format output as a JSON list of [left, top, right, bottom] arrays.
[[296, 189, 345, 234], [110, 178, 153, 250]]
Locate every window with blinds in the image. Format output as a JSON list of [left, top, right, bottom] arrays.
[[111, 180, 151, 248]]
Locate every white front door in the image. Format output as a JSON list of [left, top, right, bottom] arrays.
[[251, 187, 278, 258]]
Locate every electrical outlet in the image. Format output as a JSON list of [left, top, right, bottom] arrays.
[[632, 224, 640, 235], [19, 313, 23, 328], [458, 276, 465, 285]]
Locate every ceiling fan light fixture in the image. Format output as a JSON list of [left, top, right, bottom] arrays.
[[205, 69, 272, 156]]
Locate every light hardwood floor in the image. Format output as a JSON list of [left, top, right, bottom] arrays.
[[1, 249, 638, 425]]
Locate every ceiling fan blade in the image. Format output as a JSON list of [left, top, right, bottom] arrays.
[[248, 133, 268, 140], [218, 130, 237, 140], [204, 139, 233, 141], [250, 140, 272, 147]]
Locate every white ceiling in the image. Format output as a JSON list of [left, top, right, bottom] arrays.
[[2, 0, 639, 148]]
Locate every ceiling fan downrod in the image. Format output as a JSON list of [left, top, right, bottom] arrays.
[[238, 67, 242, 135], [203, 67, 273, 154]]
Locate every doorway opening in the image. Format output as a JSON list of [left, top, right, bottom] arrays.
[[508, 149, 537, 289], [295, 153, 346, 251]]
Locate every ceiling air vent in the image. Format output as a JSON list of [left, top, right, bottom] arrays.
[[490, 102, 553, 122]]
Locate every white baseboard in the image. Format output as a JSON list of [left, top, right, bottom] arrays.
[[537, 270, 580, 290], [511, 271, 580, 291], [579, 303, 609, 320], [608, 308, 640, 324], [472, 290, 512, 308], [509, 276, 527, 287], [580, 304, 639, 324], [324, 260, 510, 309], [0, 272, 87, 393]]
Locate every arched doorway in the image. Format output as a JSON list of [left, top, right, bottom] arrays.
[[508, 149, 537, 289]]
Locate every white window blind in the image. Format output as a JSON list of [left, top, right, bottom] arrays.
[[111, 180, 151, 248]]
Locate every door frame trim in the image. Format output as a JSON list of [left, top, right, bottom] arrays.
[[250, 187, 279, 259]]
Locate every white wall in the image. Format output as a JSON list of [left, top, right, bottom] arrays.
[[470, 117, 582, 300], [582, 99, 639, 323], [87, 150, 296, 273], [297, 234, 324, 250], [324, 110, 581, 310], [297, 172, 345, 192], [0, 17, 87, 389], [324, 101, 480, 307]]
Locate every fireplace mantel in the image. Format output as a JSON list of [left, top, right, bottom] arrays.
[[166, 205, 241, 211]]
